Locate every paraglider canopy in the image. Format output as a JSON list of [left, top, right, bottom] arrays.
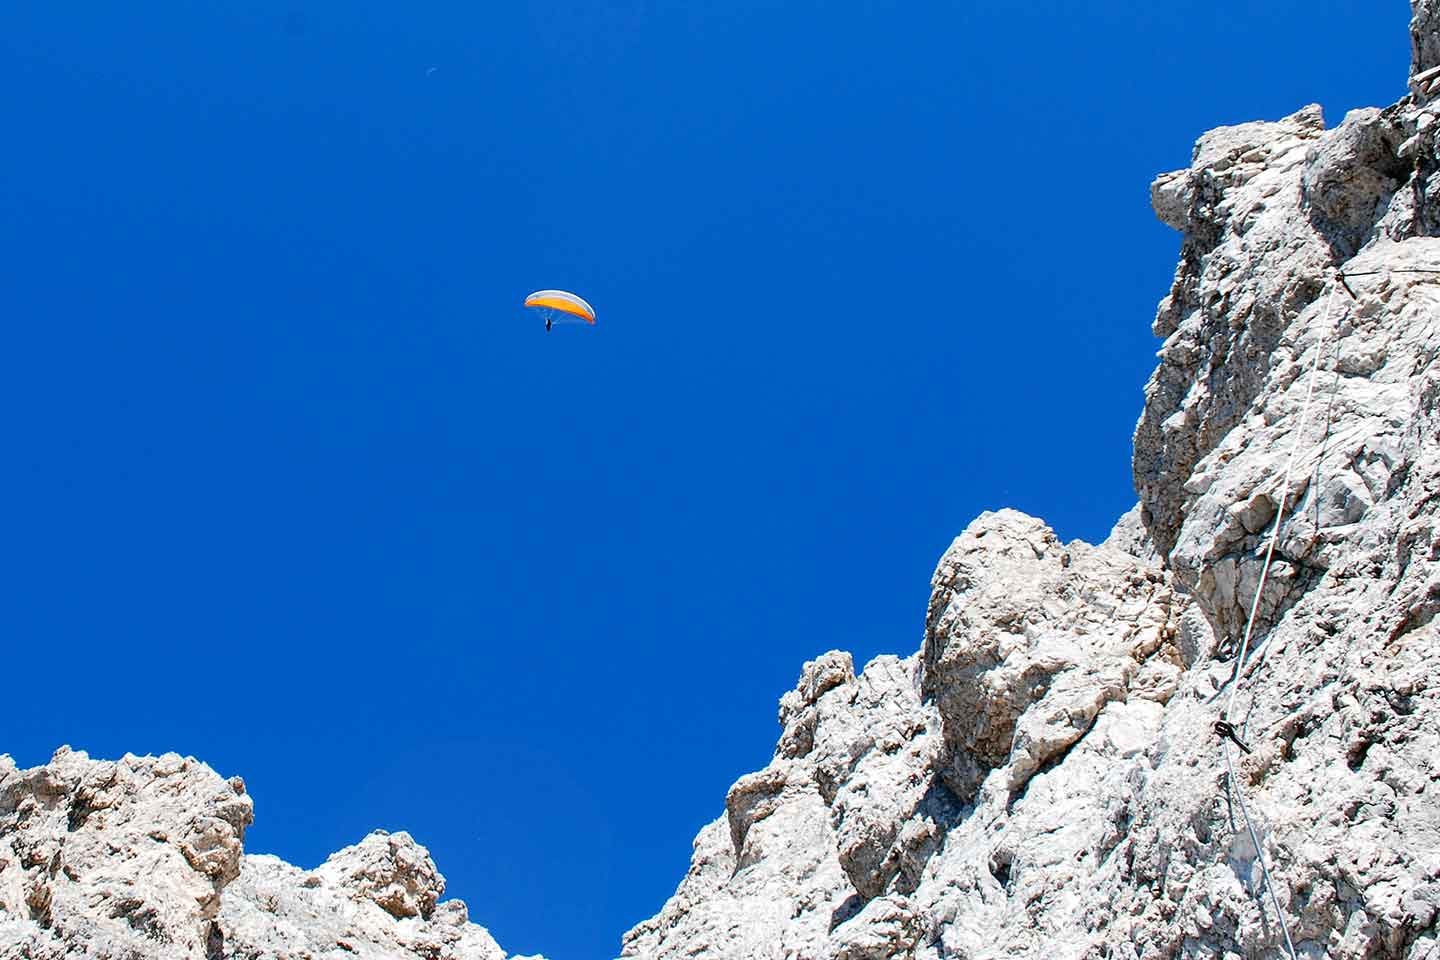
[[524, 290, 596, 328]]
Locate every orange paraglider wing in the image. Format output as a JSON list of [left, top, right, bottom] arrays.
[[524, 290, 596, 324]]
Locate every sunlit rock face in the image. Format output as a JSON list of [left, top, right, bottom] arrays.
[[0, 748, 253, 958], [219, 831, 514, 960], [0, 751, 532, 960], [1414, 0, 1440, 77], [622, 6, 1440, 959]]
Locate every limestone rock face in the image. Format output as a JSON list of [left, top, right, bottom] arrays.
[[921, 511, 1181, 805], [1137, 103, 1331, 574], [623, 7, 1440, 958], [621, 519, 1189, 960], [219, 833, 510, 960], [0, 747, 252, 959], [1415, 0, 1440, 78], [0, 752, 531, 960], [621, 651, 946, 960]]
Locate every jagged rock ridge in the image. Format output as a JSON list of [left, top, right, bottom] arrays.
[[622, 6, 1440, 959], [0, 748, 538, 960]]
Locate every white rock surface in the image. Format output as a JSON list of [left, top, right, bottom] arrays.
[[1415, 1, 1440, 84], [0, 747, 252, 959], [219, 832, 508, 960], [622, 514, 1188, 960], [0, 751, 530, 959], [623, 7, 1440, 958]]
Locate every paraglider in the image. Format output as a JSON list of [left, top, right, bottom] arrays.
[[524, 290, 596, 331]]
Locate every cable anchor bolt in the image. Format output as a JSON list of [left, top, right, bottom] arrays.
[[1213, 719, 1252, 755]]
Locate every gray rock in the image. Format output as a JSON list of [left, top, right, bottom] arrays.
[[219, 833, 510, 960], [624, 7, 1440, 958], [1414, 0, 1440, 79], [1102, 503, 1160, 567], [920, 510, 1180, 804], [0, 747, 252, 959], [0, 751, 530, 960], [1302, 108, 1408, 257]]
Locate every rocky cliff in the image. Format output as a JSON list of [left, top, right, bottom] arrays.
[[7, 7, 1440, 960], [0, 749, 534, 959], [621, 6, 1440, 959]]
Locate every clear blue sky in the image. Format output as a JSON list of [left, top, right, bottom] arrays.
[[0, 3, 1408, 957]]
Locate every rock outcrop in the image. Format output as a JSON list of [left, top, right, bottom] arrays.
[[621, 514, 1196, 960], [623, 6, 1440, 959], [0, 748, 252, 958], [0, 749, 533, 960], [219, 832, 516, 960]]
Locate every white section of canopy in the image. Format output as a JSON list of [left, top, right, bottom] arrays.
[[524, 290, 596, 321]]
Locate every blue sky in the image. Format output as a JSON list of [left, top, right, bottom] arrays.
[[1, 3, 1409, 956]]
